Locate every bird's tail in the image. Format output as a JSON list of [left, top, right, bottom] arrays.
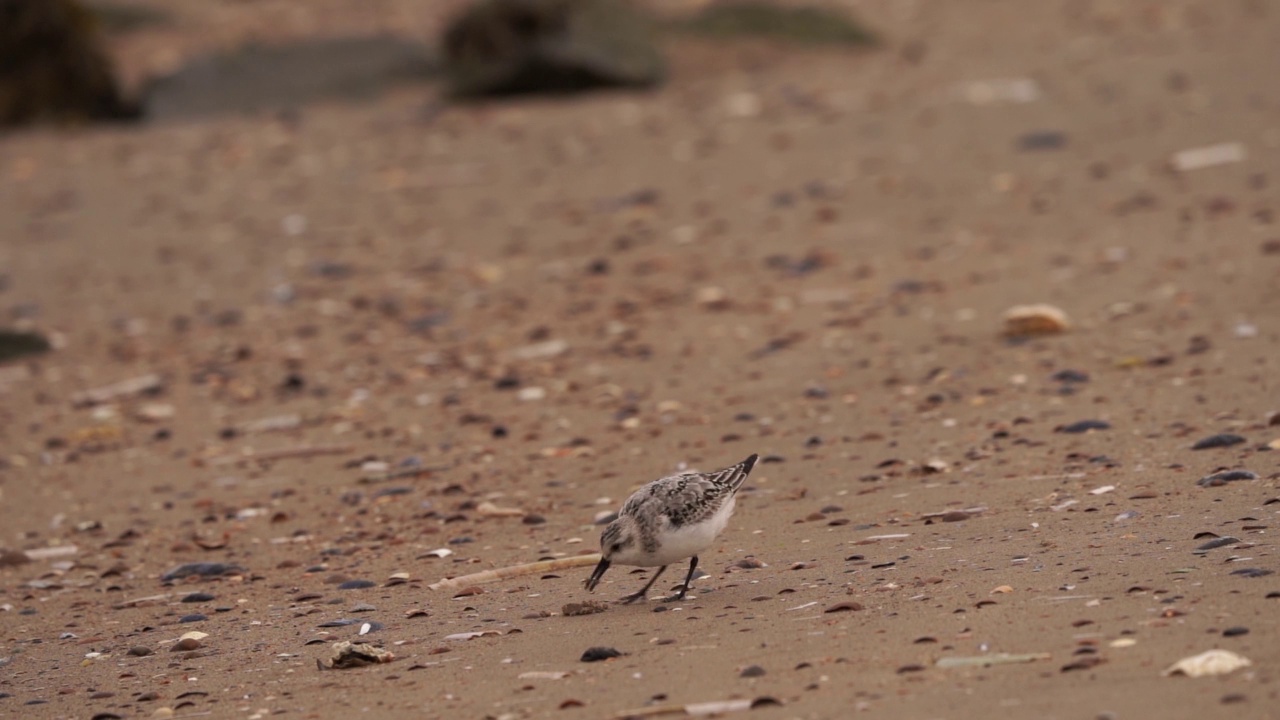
[[713, 453, 758, 491]]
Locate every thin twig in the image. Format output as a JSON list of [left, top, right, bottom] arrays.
[[428, 554, 601, 591]]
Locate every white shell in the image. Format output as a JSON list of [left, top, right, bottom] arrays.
[[1163, 649, 1251, 677]]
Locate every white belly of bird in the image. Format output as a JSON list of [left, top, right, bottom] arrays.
[[618, 495, 737, 567]]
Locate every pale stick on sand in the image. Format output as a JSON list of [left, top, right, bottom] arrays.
[[428, 554, 601, 592]]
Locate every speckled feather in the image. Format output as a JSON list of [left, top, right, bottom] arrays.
[[620, 462, 751, 529]]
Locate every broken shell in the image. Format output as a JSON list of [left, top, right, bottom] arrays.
[[1163, 649, 1251, 677], [1002, 304, 1070, 337]]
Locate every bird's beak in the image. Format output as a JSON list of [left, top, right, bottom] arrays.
[[585, 556, 611, 592]]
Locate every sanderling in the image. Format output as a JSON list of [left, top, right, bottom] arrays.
[[585, 453, 758, 603]]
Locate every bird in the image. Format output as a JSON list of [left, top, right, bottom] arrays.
[[585, 453, 758, 603]]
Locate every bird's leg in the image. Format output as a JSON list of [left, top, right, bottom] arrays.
[[662, 555, 700, 603], [619, 565, 667, 604]]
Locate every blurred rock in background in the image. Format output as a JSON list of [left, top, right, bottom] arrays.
[[143, 37, 437, 121], [672, 0, 877, 47], [442, 0, 665, 98], [0, 0, 140, 127]]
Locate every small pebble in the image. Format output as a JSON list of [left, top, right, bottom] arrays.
[[178, 614, 207, 623], [1191, 434, 1247, 450], [126, 646, 153, 657], [1223, 626, 1249, 637], [739, 665, 766, 678], [181, 592, 215, 603], [1056, 420, 1111, 434], [337, 580, 376, 590], [160, 562, 243, 582]]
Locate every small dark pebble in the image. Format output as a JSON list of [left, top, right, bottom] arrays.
[[1056, 420, 1111, 434], [1197, 470, 1258, 487], [178, 614, 207, 623], [126, 646, 153, 657], [1267, 591, 1280, 599], [181, 592, 215, 603], [896, 664, 927, 674], [751, 697, 782, 709], [1222, 626, 1249, 637], [24, 700, 47, 706], [804, 436, 822, 448], [581, 647, 624, 662], [824, 602, 863, 613], [1018, 130, 1068, 151], [522, 514, 546, 525], [317, 619, 361, 627], [761, 454, 786, 463], [1191, 433, 1247, 450], [161, 562, 244, 581], [18, 608, 35, 615], [1051, 369, 1090, 383], [338, 580, 376, 590], [447, 536, 474, 545], [1193, 536, 1241, 553], [1221, 693, 1248, 705], [90, 714, 123, 720], [1230, 568, 1273, 578], [370, 486, 412, 498], [739, 665, 766, 678]]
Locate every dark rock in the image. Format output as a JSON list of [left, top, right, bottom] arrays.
[[1051, 369, 1089, 383], [0, 0, 139, 126], [580, 646, 624, 662], [1230, 568, 1273, 578], [337, 580, 376, 590], [160, 562, 244, 581], [0, 330, 51, 363], [180, 592, 216, 603], [739, 664, 766, 677], [1191, 433, 1246, 450], [1222, 626, 1249, 637], [1197, 470, 1258, 487], [1055, 419, 1111, 434], [178, 614, 207, 623], [441, 0, 665, 98]]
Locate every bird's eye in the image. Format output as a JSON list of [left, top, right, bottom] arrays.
[[610, 543, 622, 553]]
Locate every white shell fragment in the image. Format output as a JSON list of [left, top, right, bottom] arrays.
[[1002, 304, 1070, 337], [1163, 649, 1251, 677], [1171, 142, 1245, 172]]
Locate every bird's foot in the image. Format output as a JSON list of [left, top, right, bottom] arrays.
[[659, 586, 690, 603], [618, 591, 649, 605]]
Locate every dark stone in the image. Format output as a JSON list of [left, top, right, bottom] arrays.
[[739, 664, 766, 677], [337, 580, 376, 590], [178, 614, 207, 623], [1191, 433, 1246, 450], [181, 592, 216, 603], [1055, 420, 1111, 434], [1197, 470, 1258, 487], [0, 330, 52, 363], [441, 0, 665, 98], [580, 646, 624, 662], [160, 562, 244, 581], [0, 0, 139, 126]]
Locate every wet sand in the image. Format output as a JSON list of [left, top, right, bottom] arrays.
[[1, 1, 1278, 718]]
